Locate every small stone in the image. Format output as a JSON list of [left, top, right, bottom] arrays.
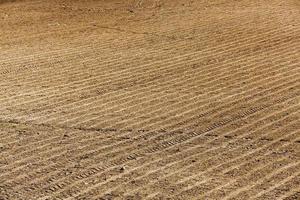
[[120, 166, 125, 172]]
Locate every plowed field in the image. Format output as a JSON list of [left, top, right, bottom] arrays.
[[0, 0, 299, 199]]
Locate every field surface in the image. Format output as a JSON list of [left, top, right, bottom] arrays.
[[0, 0, 300, 199]]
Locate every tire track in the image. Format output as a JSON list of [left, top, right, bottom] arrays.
[[1, 61, 298, 178], [116, 116, 300, 199], [40, 85, 300, 198]]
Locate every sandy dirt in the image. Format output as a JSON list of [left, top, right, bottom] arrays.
[[0, 0, 299, 199]]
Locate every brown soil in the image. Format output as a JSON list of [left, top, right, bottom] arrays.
[[0, 0, 299, 199]]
